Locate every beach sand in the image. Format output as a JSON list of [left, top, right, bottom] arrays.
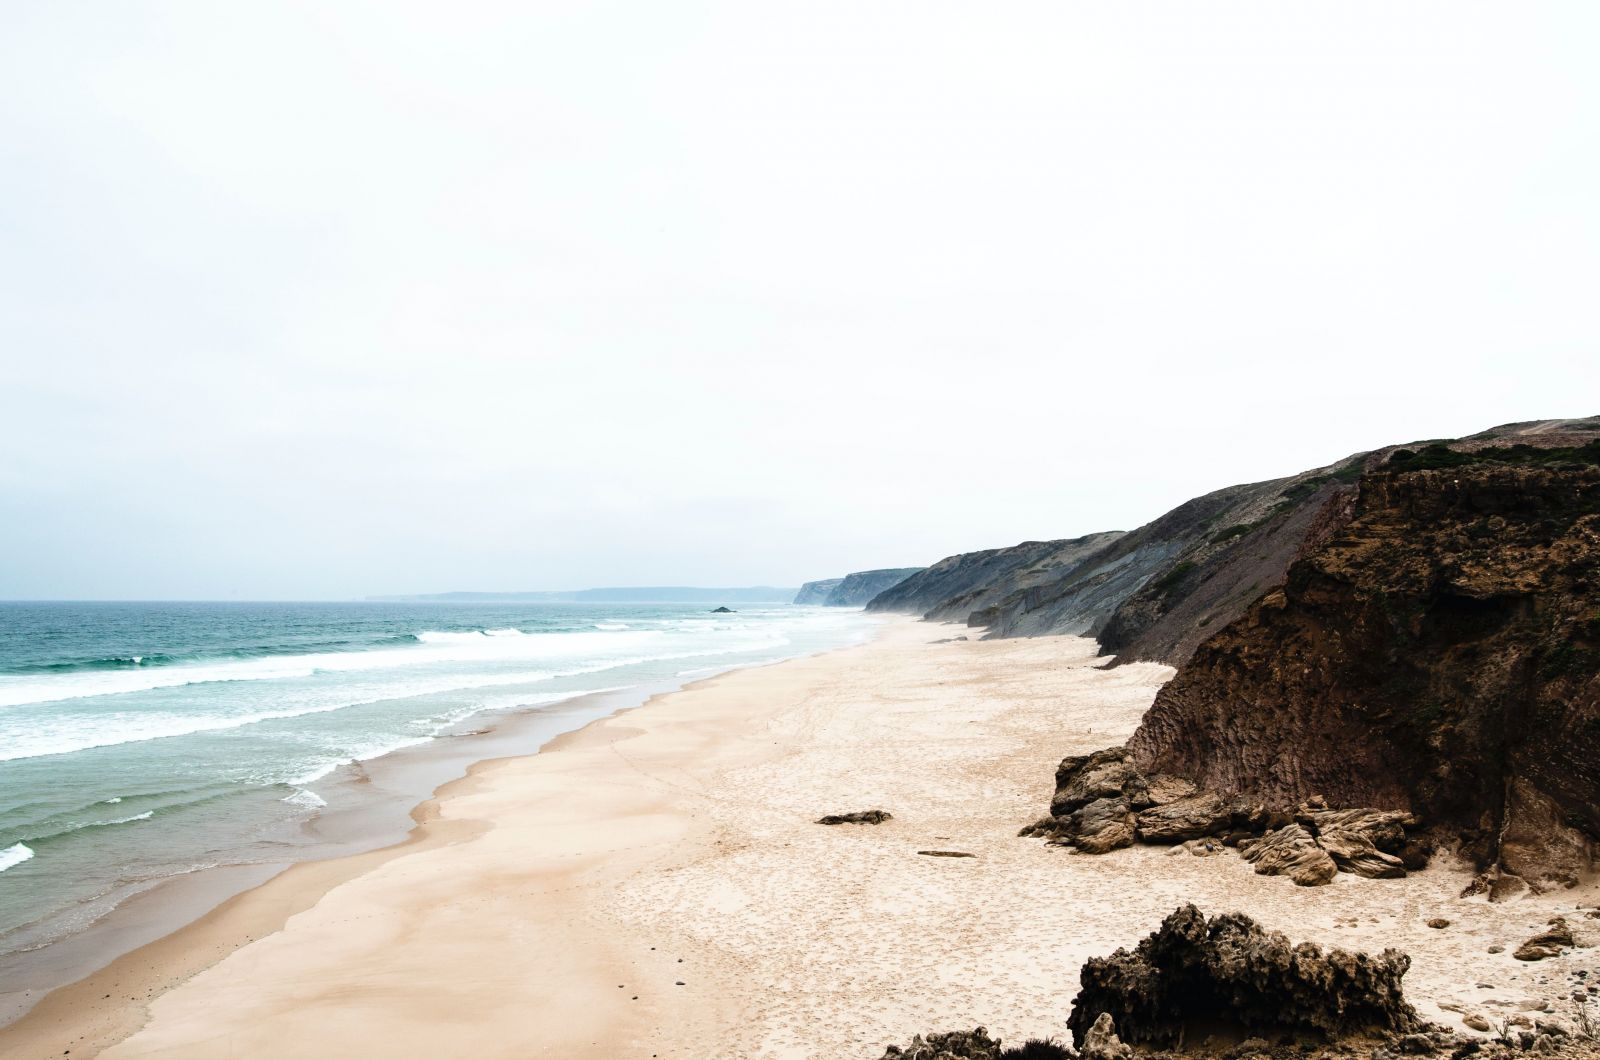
[[5, 617, 1595, 1058]]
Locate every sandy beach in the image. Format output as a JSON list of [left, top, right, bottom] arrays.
[[4, 616, 1595, 1059]]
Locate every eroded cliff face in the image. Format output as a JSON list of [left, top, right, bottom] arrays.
[[796, 569, 924, 606], [1127, 463, 1600, 890], [869, 464, 1371, 666], [793, 579, 843, 605], [825, 568, 924, 606], [864, 535, 1123, 620]]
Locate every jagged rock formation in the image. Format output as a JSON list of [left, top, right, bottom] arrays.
[[1022, 748, 1425, 886], [792, 578, 843, 605], [868, 534, 1125, 624], [879, 1027, 1069, 1060], [1128, 445, 1600, 892], [1076, 1015, 1131, 1060], [1066, 905, 1420, 1049], [795, 568, 924, 606]]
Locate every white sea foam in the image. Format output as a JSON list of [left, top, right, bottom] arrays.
[[0, 842, 35, 872], [0, 628, 795, 765], [103, 796, 122, 804], [281, 789, 327, 809], [279, 689, 604, 787], [0, 627, 674, 709], [107, 810, 154, 824], [594, 622, 630, 631]]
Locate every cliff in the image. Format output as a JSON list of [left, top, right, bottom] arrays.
[[1127, 445, 1600, 891], [793, 579, 843, 605], [868, 464, 1368, 668], [824, 568, 925, 606], [866, 534, 1124, 622], [794, 569, 924, 607], [873, 418, 1600, 678]]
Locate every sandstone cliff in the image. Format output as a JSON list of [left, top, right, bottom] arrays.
[[1127, 442, 1600, 891], [871, 418, 1600, 678]]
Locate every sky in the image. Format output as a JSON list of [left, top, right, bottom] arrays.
[[2, 2, 1597, 600]]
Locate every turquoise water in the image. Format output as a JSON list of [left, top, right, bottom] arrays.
[[0, 600, 872, 963]]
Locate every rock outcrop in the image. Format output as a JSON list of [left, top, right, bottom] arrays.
[[1127, 449, 1600, 892], [879, 1028, 1068, 1060], [870, 418, 1600, 678], [867, 534, 1125, 625], [1066, 905, 1420, 1049], [1238, 824, 1338, 886], [1023, 748, 1426, 887], [795, 569, 925, 606], [1076, 1014, 1131, 1060]]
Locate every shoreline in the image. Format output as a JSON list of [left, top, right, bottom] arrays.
[[0, 625, 873, 1051], [6, 617, 1595, 1058], [0, 682, 646, 1030]]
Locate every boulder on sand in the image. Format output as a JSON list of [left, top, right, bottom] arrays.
[[1069, 797, 1136, 854], [1066, 904, 1420, 1049], [1513, 917, 1575, 961], [1316, 827, 1407, 879], [1134, 790, 1231, 844], [1238, 824, 1337, 887], [1049, 748, 1149, 818]]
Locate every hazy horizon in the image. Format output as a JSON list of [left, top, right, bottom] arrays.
[[4, 3, 1598, 600]]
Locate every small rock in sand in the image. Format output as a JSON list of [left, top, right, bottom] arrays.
[[1428, 918, 1451, 929], [816, 810, 892, 825], [916, 850, 975, 858], [1514, 918, 1575, 962]]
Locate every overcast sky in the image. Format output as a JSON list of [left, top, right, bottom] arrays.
[[2, 3, 1597, 600]]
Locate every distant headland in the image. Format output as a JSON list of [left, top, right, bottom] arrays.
[[366, 586, 799, 604]]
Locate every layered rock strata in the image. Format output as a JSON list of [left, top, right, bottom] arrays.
[[1127, 461, 1600, 892], [1021, 748, 1429, 887]]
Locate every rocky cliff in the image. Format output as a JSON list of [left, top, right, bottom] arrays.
[[824, 568, 924, 606], [871, 418, 1600, 678], [795, 569, 924, 607], [793, 578, 843, 605], [1127, 440, 1600, 892], [866, 534, 1124, 622], [868, 464, 1367, 667]]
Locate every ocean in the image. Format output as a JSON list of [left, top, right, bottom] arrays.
[[0, 599, 874, 979]]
